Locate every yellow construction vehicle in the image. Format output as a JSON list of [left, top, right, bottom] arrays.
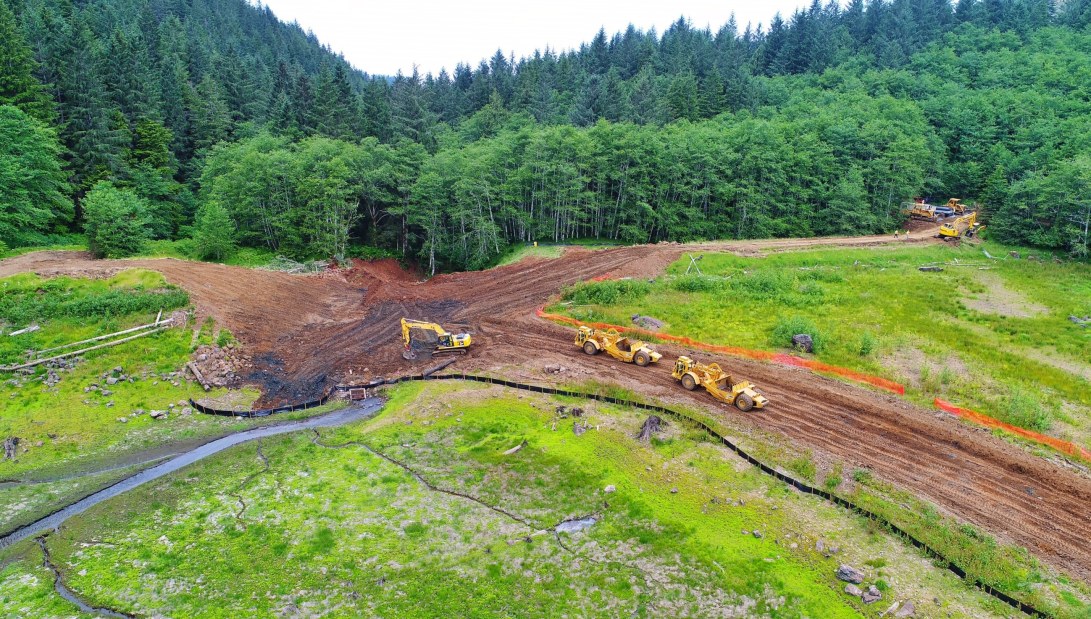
[[672, 356, 768, 412], [575, 326, 662, 367], [938, 211, 984, 241], [401, 318, 472, 360], [904, 198, 938, 222], [946, 198, 970, 215]]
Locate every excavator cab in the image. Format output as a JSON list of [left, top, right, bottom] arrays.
[[401, 318, 472, 360]]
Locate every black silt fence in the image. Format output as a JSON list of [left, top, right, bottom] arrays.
[[189, 390, 333, 418]]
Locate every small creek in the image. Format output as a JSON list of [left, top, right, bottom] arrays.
[[0, 398, 385, 550]]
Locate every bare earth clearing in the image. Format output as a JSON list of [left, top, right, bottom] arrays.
[[3, 229, 1090, 585]]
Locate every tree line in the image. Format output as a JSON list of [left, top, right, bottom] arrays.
[[1, 0, 1090, 266]]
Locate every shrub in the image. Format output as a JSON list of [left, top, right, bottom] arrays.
[[83, 181, 151, 258], [858, 332, 877, 357], [730, 270, 795, 301], [999, 387, 1053, 432], [852, 468, 873, 484], [788, 455, 817, 481], [346, 244, 400, 261], [770, 315, 824, 352], [561, 279, 651, 305], [671, 275, 724, 293]]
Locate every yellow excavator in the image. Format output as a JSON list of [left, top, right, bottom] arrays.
[[575, 326, 662, 367], [672, 356, 768, 412], [938, 211, 984, 241], [401, 318, 472, 360]]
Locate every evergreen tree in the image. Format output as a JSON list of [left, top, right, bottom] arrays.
[[0, 105, 70, 244], [0, 0, 53, 123]]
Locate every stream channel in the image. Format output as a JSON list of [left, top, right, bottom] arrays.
[[0, 398, 385, 550]]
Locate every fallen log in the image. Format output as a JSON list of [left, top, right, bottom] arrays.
[[502, 440, 527, 456], [33, 318, 172, 357], [186, 362, 211, 391], [0, 328, 168, 372]]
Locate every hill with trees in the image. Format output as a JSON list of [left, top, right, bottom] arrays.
[[1, 0, 1090, 269]]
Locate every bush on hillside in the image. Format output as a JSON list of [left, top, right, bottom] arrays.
[[83, 182, 151, 258]]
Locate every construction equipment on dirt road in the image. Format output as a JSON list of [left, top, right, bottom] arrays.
[[938, 211, 984, 241], [946, 198, 971, 215], [672, 356, 768, 412], [575, 326, 662, 367], [401, 318, 472, 360], [904, 198, 938, 222]]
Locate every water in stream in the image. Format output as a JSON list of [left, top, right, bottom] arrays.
[[0, 398, 385, 549]]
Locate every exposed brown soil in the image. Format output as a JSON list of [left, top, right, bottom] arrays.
[[3, 228, 1091, 584]]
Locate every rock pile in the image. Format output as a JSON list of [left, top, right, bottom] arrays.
[[190, 345, 249, 388]]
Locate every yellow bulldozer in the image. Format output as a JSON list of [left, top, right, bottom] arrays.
[[904, 198, 938, 222], [946, 198, 970, 215], [401, 318, 472, 360], [672, 356, 768, 412], [575, 326, 662, 367], [938, 211, 984, 241]]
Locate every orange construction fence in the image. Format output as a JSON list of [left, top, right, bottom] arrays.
[[537, 305, 1091, 462], [536, 307, 906, 395], [934, 398, 1091, 462]]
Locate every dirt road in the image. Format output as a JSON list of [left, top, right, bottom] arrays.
[[4, 230, 1090, 583]]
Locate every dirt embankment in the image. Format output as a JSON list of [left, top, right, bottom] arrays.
[[4, 229, 1091, 584]]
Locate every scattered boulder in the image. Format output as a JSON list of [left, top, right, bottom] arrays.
[[1070, 315, 1090, 328], [844, 584, 863, 597], [603, 485, 616, 494], [792, 334, 814, 353], [1010, 251, 1020, 259], [752, 529, 762, 538], [836, 564, 865, 584], [630, 314, 664, 331], [670, 487, 679, 494], [895, 601, 915, 617], [573, 421, 590, 436], [149, 410, 168, 420], [862, 585, 882, 604], [105, 377, 119, 386], [180, 406, 193, 416]]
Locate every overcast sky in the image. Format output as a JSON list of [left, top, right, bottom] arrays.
[[254, 0, 814, 76]]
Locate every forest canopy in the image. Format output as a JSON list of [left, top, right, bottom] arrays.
[[2, 0, 1091, 268]]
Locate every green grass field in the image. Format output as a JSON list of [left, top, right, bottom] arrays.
[[553, 241, 1091, 453], [0, 381, 1041, 618]]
